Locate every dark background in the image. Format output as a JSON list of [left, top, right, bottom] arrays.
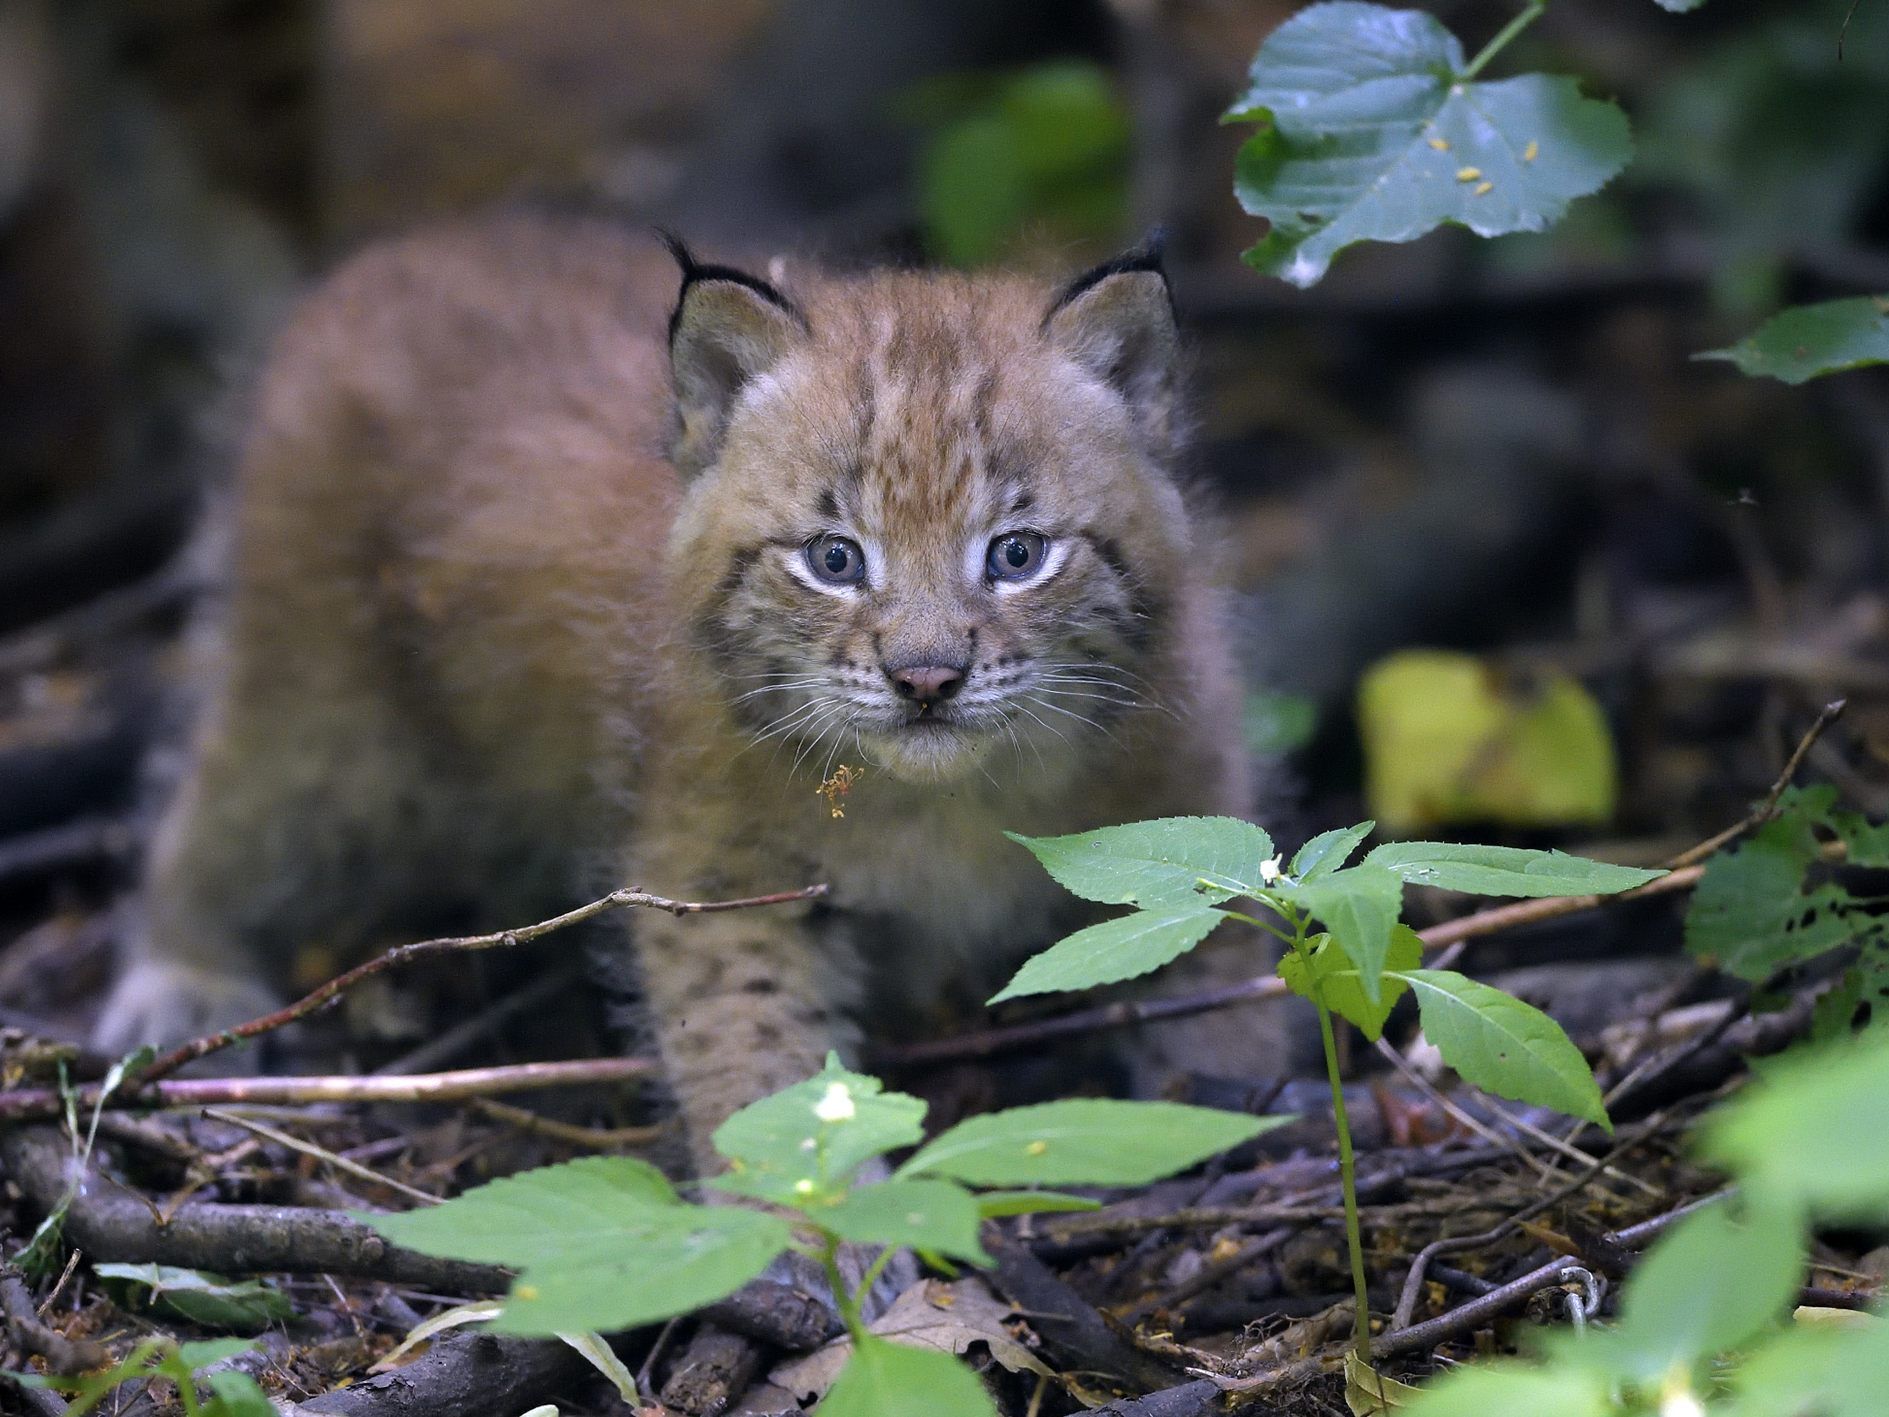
[[2, 0, 1886, 1040]]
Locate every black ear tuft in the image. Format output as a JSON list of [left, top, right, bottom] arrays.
[[658, 231, 810, 479], [655, 228, 807, 344], [1043, 228, 1171, 328], [1042, 233, 1181, 455]]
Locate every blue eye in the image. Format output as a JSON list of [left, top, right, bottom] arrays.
[[987, 532, 1046, 582], [807, 535, 866, 585]]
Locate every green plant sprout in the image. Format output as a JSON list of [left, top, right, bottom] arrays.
[[7, 1338, 272, 1417], [364, 1056, 1284, 1415], [994, 816, 1663, 1358]]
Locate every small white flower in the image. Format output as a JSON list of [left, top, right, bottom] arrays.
[[793, 1178, 817, 1196], [1259, 855, 1284, 884], [813, 1081, 856, 1123], [1658, 1370, 1706, 1417]]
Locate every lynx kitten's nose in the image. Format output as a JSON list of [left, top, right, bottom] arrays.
[[888, 663, 967, 704]]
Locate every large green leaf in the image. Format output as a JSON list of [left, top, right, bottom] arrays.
[[1391, 969, 1610, 1128], [820, 1335, 996, 1417], [899, 1100, 1282, 1187], [711, 1056, 928, 1205], [93, 1264, 291, 1330], [1723, 1320, 1889, 1417], [1700, 1033, 1889, 1221], [1007, 817, 1272, 909], [360, 1158, 792, 1335], [1700, 296, 1889, 384], [1365, 842, 1663, 897], [1227, 2, 1632, 286], [1685, 801, 1859, 980], [1588, 1201, 1802, 1382], [817, 1180, 991, 1265], [1276, 863, 1404, 1004], [989, 904, 1224, 1002], [1278, 927, 1421, 1040]]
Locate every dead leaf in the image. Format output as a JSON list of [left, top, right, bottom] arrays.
[[1344, 1350, 1422, 1414]]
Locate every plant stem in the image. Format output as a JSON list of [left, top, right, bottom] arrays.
[[1459, 0, 1546, 82], [1284, 913, 1373, 1360], [1316, 998, 1373, 1359], [822, 1236, 868, 1344]]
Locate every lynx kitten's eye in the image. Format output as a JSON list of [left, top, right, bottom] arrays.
[[807, 535, 866, 586], [987, 531, 1047, 582]]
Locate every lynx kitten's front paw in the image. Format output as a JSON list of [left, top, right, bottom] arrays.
[[91, 958, 281, 1064]]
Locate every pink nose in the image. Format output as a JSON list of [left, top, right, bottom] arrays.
[[888, 664, 966, 704]]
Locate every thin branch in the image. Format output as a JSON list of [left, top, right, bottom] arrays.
[[137, 882, 826, 1082], [0, 1057, 654, 1124]]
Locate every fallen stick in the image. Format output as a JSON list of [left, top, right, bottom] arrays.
[[0, 1056, 655, 1124]]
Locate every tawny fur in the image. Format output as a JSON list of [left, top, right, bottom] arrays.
[[98, 212, 1258, 1169]]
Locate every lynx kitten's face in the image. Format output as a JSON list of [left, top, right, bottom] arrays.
[[665, 250, 1191, 784]]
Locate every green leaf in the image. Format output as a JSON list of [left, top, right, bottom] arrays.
[[820, 1334, 996, 1417], [972, 1190, 1101, 1219], [1700, 1032, 1889, 1220], [204, 1371, 278, 1417], [1291, 822, 1374, 881], [1699, 296, 1889, 384], [174, 1340, 257, 1371], [989, 905, 1224, 1001], [1007, 816, 1273, 909], [94, 1264, 291, 1330], [1365, 842, 1664, 898], [1278, 927, 1421, 1040], [1401, 1361, 1612, 1416], [1587, 1201, 1801, 1382], [1391, 969, 1610, 1128], [1722, 1319, 1889, 1417], [816, 1180, 991, 1265], [359, 1157, 792, 1335], [1277, 863, 1404, 1004], [1357, 651, 1621, 832], [711, 1056, 928, 1204], [1227, 2, 1632, 286], [1685, 806, 1859, 980], [900, 1099, 1281, 1187]]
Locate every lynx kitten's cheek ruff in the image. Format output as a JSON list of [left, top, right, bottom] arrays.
[[98, 215, 1260, 1167]]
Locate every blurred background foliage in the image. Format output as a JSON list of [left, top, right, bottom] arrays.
[[0, 0, 1885, 1025]]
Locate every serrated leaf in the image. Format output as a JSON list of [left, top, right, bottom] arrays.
[[359, 1157, 792, 1335], [1700, 296, 1889, 384], [973, 1190, 1100, 1219], [989, 905, 1224, 1001], [94, 1264, 291, 1330], [1700, 1032, 1889, 1221], [1278, 928, 1421, 1040], [1391, 969, 1610, 1128], [711, 1055, 927, 1204], [1686, 811, 1860, 979], [1365, 841, 1664, 898], [900, 1099, 1281, 1186], [1358, 651, 1621, 832], [1007, 816, 1273, 909], [817, 1180, 990, 1264], [819, 1334, 996, 1417], [1589, 1201, 1802, 1381], [1292, 822, 1374, 881], [1277, 863, 1404, 1004], [1227, 2, 1631, 287]]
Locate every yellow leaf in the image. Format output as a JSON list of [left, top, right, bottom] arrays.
[[1345, 1351, 1422, 1414], [1357, 651, 1617, 832]]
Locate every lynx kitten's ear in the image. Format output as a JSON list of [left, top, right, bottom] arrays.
[[1043, 235, 1180, 456], [662, 233, 809, 478]]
